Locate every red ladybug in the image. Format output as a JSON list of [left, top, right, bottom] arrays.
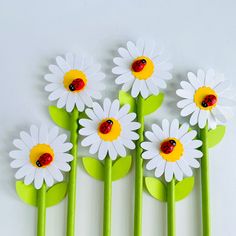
[[69, 78, 85, 91], [201, 94, 217, 108], [160, 139, 176, 154], [36, 153, 53, 167], [132, 59, 147, 72], [99, 120, 113, 134]]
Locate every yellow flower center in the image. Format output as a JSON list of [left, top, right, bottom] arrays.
[[98, 118, 121, 141], [29, 144, 54, 168], [160, 138, 184, 162], [194, 86, 218, 110], [63, 69, 87, 92], [131, 56, 154, 80]]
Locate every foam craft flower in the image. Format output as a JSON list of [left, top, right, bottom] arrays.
[[112, 39, 172, 99], [9, 125, 73, 189], [176, 69, 236, 129], [44, 53, 105, 112], [141, 119, 203, 182], [79, 98, 141, 160]]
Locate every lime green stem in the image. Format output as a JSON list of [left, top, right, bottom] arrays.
[[67, 108, 79, 236], [200, 123, 211, 236], [134, 95, 144, 236], [37, 183, 46, 236], [103, 157, 112, 236], [167, 179, 175, 236]]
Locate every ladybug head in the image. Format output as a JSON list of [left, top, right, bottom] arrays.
[[169, 139, 176, 146], [106, 119, 113, 124]]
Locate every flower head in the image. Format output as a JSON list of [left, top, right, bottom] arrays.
[[112, 39, 172, 99], [176, 69, 235, 129], [45, 53, 105, 112], [141, 119, 202, 182], [10, 125, 73, 189], [79, 98, 140, 160]]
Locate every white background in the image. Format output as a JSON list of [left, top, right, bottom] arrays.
[[0, 0, 236, 235]]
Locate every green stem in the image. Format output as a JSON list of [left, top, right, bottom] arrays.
[[200, 123, 211, 236], [37, 183, 46, 236], [167, 179, 175, 236], [67, 108, 79, 236], [134, 95, 144, 236], [103, 157, 112, 236]]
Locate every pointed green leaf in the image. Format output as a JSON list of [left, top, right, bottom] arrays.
[[175, 177, 194, 201], [48, 106, 71, 130], [119, 91, 135, 113], [112, 156, 132, 181], [46, 182, 67, 207], [16, 181, 37, 206], [82, 157, 104, 181], [143, 93, 164, 116], [145, 177, 167, 202], [208, 125, 226, 148]]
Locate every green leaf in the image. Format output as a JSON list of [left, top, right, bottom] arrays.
[[145, 177, 167, 202], [143, 93, 164, 116], [119, 91, 135, 113], [46, 182, 67, 207], [175, 177, 194, 201], [82, 157, 104, 181], [16, 181, 37, 206], [112, 156, 132, 181], [208, 125, 226, 148], [48, 106, 71, 130]]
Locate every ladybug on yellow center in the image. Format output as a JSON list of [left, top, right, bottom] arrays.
[[201, 94, 217, 108], [69, 78, 85, 92], [99, 120, 113, 134], [160, 139, 176, 154], [132, 59, 147, 72], [36, 153, 53, 167]]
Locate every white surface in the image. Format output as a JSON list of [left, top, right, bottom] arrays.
[[0, 0, 236, 235]]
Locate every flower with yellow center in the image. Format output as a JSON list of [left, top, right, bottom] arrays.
[[10, 125, 73, 189], [79, 98, 141, 160], [45, 53, 105, 112], [112, 39, 172, 99], [177, 69, 236, 129], [141, 119, 203, 182]]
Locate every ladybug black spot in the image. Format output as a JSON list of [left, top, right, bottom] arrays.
[[169, 139, 176, 146], [201, 101, 208, 107], [141, 59, 147, 64], [69, 84, 75, 91]]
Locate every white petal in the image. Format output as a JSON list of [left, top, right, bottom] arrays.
[[9, 150, 28, 160], [198, 110, 208, 129], [89, 140, 101, 154], [48, 88, 65, 101], [181, 103, 197, 117], [10, 159, 27, 168], [136, 38, 145, 55], [184, 157, 200, 168], [170, 119, 179, 138], [120, 113, 136, 125], [44, 74, 61, 83], [81, 133, 100, 147], [56, 153, 73, 162], [45, 83, 61, 92], [187, 72, 200, 89], [146, 156, 161, 170], [15, 164, 34, 179], [185, 149, 203, 159], [108, 143, 118, 160], [205, 69, 215, 86], [109, 99, 120, 117], [218, 97, 236, 107], [173, 164, 183, 181], [66, 93, 76, 112], [56, 56, 71, 72], [152, 124, 165, 141], [118, 47, 132, 59], [131, 79, 141, 98], [79, 119, 97, 129], [154, 78, 167, 89], [34, 169, 44, 189], [44, 170, 54, 187], [65, 53, 74, 67], [121, 77, 135, 92], [177, 159, 193, 176], [79, 128, 96, 136], [142, 151, 158, 160], [48, 65, 64, 76], [115, 72, 133, 85], [51, 134, 67, 149], [121, 130, 139, 140], [76, 96, 85, 111], [85, 108, 99, 122], [80, 92, 93, 108], [74, 55, 84, 70], [154, 159, 166, 178], [98, 141, 109, 160], [127, 41, 140, 58], [47, 164, 63, 182], [39, 124, 48, 144], [24, 169, 36, 185], [145, 131, 158, 142], [186, 140, 202, 149], [113, 140, 126, 157], [162, 119, 170, 138], [143, 40, 155, 57], [120, 138, 135, 150], [190, 109, 200, 126], [48, 126, 59, 144], [30, 125, 38, 145], [177, 99, 193, 109], [140, 81, 149, 99], [177, 123, 190, 139], [197, 69, 205, 86], [180, 81, 195, 92], [208, 112, 217, 129], [20, 131, 34, 149], [126, 122, 141, 130], [141, 141, 157, 152], [146, 78, 159, 95], [180, 130, 197, 145], [93, 102, 105, 120], [112, 66, 129, 75], [214, 80, 230, 93], [164, 162, 174, 182], [13, 139, 28, 151], [57, 91, 69, 108], [117, 104, 130, 119], [176, 89, 194, 99], [54, 161, 71, 172]]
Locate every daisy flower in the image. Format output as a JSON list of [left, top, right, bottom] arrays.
[[44, 53, 105, 112], [9, 125, 73, 189], [79, 98, 141, 160], [176, 69, 236, 129], [141, 119, 203, 182], [112, 39, 172, 99]]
